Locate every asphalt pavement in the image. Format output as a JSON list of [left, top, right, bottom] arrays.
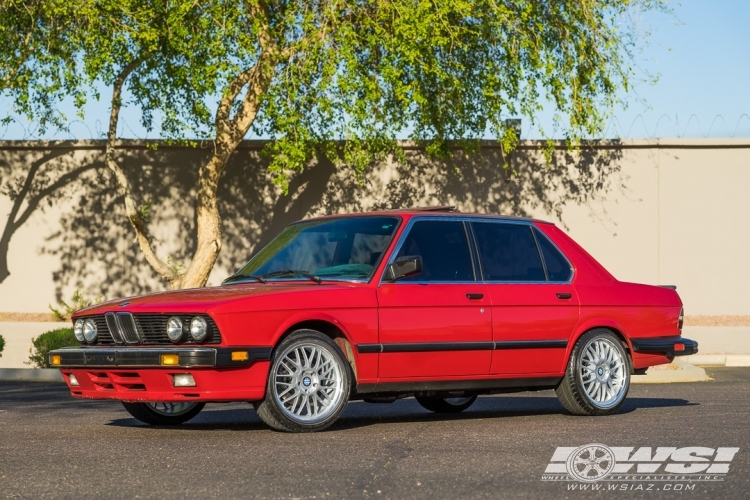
[[1, 368, 749, 499]]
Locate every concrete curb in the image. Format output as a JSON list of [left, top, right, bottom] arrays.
[[631, 359, 710, 384], [0, 368, 64, 382], [682, 354, 750, 367]]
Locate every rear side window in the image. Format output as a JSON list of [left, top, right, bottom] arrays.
[[534, 228, 573, 282], [472, 222, 546, 281], [395, 220, 474, 281]]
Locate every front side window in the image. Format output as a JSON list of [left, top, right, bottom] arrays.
[[472, 222, 546, 281], [234, 216, 399, 281], [394, 220, 474, 282]]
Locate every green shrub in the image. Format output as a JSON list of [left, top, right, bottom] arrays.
[[0, 334, 5, 358], [27, 328, 78, 368], [49, 289, 103, 321]]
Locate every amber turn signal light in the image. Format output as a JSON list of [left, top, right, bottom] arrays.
[[50, 355, 61, 366], [674, 343, 685, 352], [160, 354, 180, 366], [231, 351, 249, 361]]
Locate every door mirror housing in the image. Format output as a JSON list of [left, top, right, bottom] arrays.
[[384, 256, 423, 281]]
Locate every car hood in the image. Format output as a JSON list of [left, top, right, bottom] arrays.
[[73, 282, 357, 316]]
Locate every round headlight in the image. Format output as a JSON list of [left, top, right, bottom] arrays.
[[166, 317, 183, 342], [190, 316, 208, 342], [73, 319, 85, 342], [83, 318, 97, 343]]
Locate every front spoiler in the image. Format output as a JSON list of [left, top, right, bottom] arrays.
[[48, 346, 272, 369], [630, 336, 698, 357]]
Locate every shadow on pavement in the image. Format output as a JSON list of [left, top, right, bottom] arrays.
[[102, 394, 697, 432]]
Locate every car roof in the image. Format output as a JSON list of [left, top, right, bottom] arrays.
[[302, 207, 554, 225]]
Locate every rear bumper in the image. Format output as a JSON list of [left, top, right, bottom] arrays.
[[630, 336, 698, 357]]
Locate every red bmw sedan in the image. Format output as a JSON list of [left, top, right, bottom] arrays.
[[50, 207, 697, 432]]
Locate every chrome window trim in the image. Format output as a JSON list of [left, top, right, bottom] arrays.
[[378, 216, 480, 286], [379, 215, 575, 286]]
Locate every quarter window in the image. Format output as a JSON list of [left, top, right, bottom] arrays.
[[534, 228, 573, 282], [394, 220, 474, 282], [472, 222, 546, 281]]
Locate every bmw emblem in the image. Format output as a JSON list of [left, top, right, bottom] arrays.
[[302, 376, 312, 387]]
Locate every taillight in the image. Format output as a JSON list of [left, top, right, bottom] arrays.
[[677, 308, 684, 331]]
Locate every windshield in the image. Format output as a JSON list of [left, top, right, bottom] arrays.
[[234, 216, 400, 282]]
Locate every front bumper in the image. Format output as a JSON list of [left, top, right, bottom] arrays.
[[48, 346, 271, 368], [49, 346, 273, 402], [630, 336, 698, 357]]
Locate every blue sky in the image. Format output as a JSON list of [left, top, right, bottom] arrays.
[[1, 0, 748, 140]]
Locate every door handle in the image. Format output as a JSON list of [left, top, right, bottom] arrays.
[[466, 293, 484, 300], [556, 293, 573, 299]]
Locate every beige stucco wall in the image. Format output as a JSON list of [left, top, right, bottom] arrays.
[[0, 139, 748, 317]]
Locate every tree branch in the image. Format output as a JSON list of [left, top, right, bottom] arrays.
[[104, 57, 179, 284]]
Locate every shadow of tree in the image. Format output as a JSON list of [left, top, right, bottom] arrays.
[[0, 146, 100, 285], [1, 140, 623, 300]]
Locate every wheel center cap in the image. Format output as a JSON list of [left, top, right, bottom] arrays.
[[598, 367, 604, 376], [302, 376, 312, 387]]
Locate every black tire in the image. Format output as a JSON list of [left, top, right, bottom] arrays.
[[556, 329, 632, 416], [121, 401, 205, 425], [416, 395, 477, 413], [254, 330, 352, 432]]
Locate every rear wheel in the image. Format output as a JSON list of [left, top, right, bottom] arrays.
[[121, 401, 205, 425], [556, 329, 631, 416], [416, 395, 477, 413], [254, 330, 351, 432]]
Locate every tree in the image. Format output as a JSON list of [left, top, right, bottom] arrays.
[[0, 0, 82, 131], [1, 0, 666, 290]]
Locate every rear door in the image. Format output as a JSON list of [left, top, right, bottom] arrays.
[[377, 219, 492, 379], [471, 221, 579, 375]]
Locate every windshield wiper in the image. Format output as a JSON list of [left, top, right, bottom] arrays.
[[259, 269, 322, 284], [222, 274, 267, 284]]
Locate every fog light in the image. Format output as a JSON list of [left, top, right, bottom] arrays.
[[231, 351, 249, 361], [50, 355, 61, 366], [160, 354, 180, 366], [674, 343, 685, 352], [68, 374, 80, 386], [173, 374, 196, 387]]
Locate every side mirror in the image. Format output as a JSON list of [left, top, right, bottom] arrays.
[[384, 256, 423, 281]]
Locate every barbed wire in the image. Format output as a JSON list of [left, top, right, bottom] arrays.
[[1, 113, 749, 141], [600, 113, 750, 139]]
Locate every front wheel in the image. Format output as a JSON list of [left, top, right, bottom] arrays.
[[556, 329, 631, 416], [416, 395, 477, 413], [254, 330, 351, 432], [121, 401, 205, 425]]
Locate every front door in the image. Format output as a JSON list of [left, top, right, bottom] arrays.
[[377, 219, 492, 379], [471, 221, 580, 375]]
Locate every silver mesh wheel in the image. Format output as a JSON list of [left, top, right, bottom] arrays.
[[579, 338, 627, 408], [272, 342, 345, 423]]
